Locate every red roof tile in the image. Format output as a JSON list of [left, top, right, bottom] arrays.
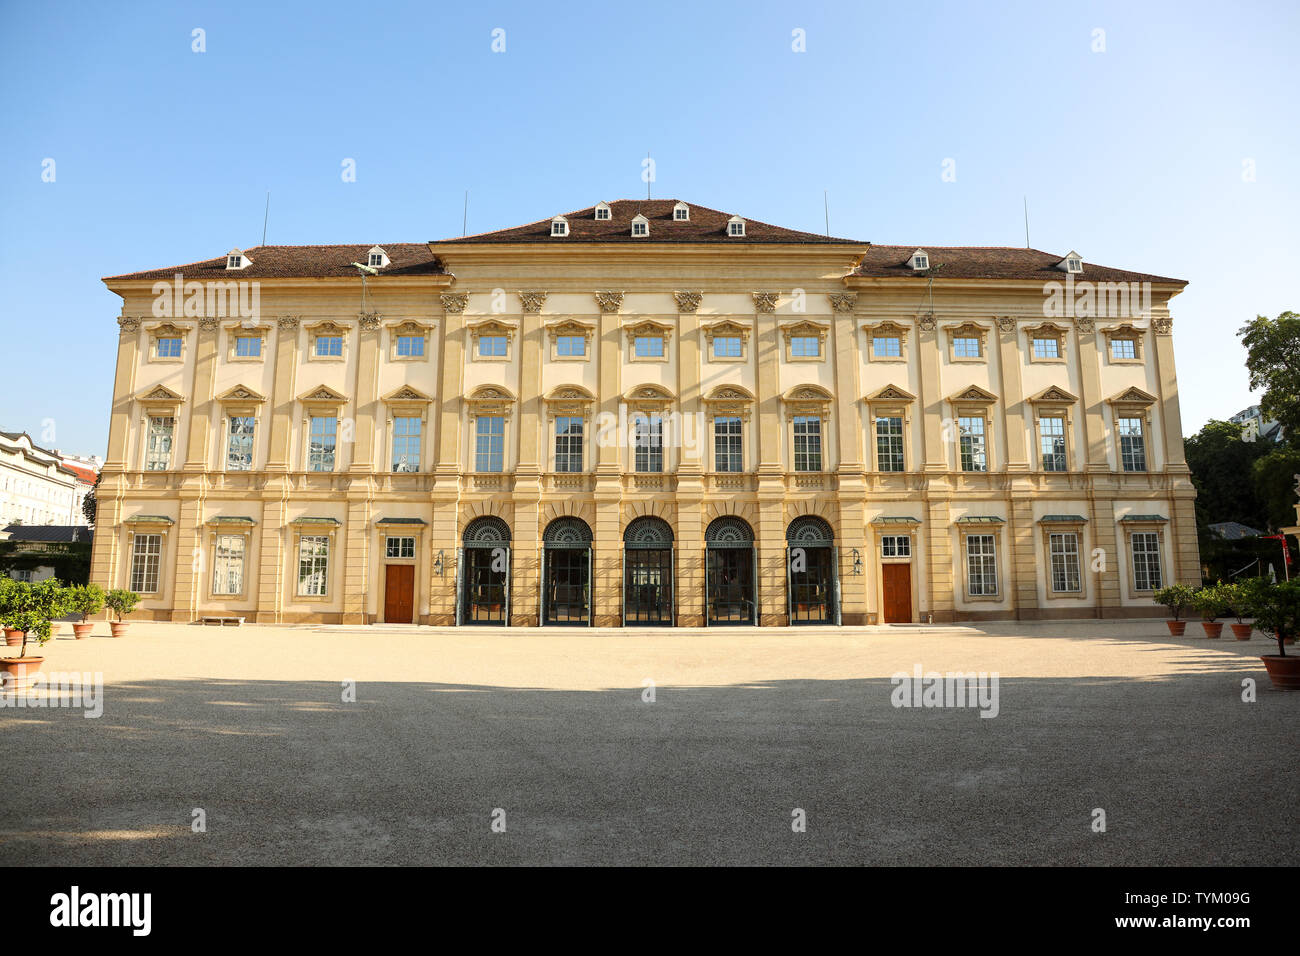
[[853, 245, 1184, 284], [105, 244, 447, 282]]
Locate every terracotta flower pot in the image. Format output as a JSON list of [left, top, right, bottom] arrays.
[[1202, 621, 1223, 639], [3, 628, 24, 647], [72, 623, 94, 639], [109, 622, 128, 638], [1230, 623, 1253, 640], [1165, 620, 1186, 636], [1, 656, 44, 691], [1261, 654, 1300, 690]]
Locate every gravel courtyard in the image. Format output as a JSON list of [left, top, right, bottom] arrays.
[[1, 620, 1295, 866]]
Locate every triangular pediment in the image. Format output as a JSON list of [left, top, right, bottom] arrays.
[[949, 384, 998, 404], [297, 385, 348, 404], [382, 385, 432, 404], [138, 384, 184, 404], [1029, 385, 1079, 405], [1110, 386, 1157, 406], [864, 384, 917, 404], [217, 384, 267, 404]]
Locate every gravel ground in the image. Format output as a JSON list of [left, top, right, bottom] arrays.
[[1, 619, 1295, 866]]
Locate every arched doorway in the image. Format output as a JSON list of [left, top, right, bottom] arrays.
[[459, 516, 510, 625], [705, 516, 756, 626], [623, 516, 674, 625], [786, 515, 839, 625], [542, 516, 592, 625]]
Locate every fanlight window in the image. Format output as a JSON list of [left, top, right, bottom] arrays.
[[463, 515, 511, 546]]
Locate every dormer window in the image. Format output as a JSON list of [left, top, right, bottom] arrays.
[[728, 216, 746, 237], [1060, 250, 1084, 274], [631, 214, 649, 237], [673, 202, 689, 221], [366, 246, 390, 269], [594, 203, 611, 221], [551, 217, 569, 237], [225, 248, 250, 270], [910, 250, 930, 271]]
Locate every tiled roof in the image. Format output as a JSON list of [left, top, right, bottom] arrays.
[[62, 464, 98, 485], [852, 245, 1185, 284], [432, 200, 861, 245], [104, 244, 447, 282], [1208, 521, 1263, 540], [1, 524, 93, 544]]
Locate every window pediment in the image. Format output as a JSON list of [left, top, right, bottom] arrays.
[[779, 320, 829, 345], [465, 385, 516, 420], [1109, 386, 1157, 408], [1029, 385, 1079, 406], [217, 384, 267, 406], [305, 320, 349, 336], [623, 319, 673, 345], [703, 384, 755, 421], [944, 321, 990, 342], [624, 384, 675, 413], [138, 384, 185, 407], [382, 385, 433, 405], [949, 385, 998, 405], [298, 385, 349, 411], [782, 384, 833, 416], [545, 319, 595, 344], [864, 384, 917, 405], [702, 319, 751, 345], [468, 319, 517, 343], [544, 384, 596, 419]]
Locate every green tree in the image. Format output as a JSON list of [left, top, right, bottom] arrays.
[[1239, 311, 1300, 443], [1252, 447, 1300, 531], [1184, 419, 1270, 531]]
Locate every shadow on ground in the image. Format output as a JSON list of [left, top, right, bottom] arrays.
[[1, 670, 1295, 866]]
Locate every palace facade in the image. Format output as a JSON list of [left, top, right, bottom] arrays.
[[91, 200, 1197, 625]]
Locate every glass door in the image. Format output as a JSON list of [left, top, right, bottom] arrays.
[[624, 548, 673, 625]]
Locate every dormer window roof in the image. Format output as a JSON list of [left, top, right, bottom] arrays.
[[366, 245, 390, 269], [1059, 250, 1084, 274], [225, 248, 251, 270], [727, 216, 746, 237], [551, 217, 569, 237], [631, 214, 649, 237], [594, 202, 611, 221], [673, 201, 690, 221], [909, 249, 930, 271]]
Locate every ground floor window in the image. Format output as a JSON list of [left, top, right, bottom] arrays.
[[1131, 532, 1162, 591], [965, 534, 998, 596], [212, 534, 246, 595], [297, 535, 330, 596], [130, 533, 162, 593], [1048, 532, 1081, 592]]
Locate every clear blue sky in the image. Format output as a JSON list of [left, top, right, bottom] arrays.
[[2, 0, 1296, 456]]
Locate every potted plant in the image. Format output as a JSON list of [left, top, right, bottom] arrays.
[[65, 583, 106, 639], [0, 578, 24, 646], [1152, 584, 1195, 636], [1222, 579, 1261, 640], [1191, 582, 1232, 638], [1245, 579, 1300, 690], [105, 588, 140, 637], [0, 578, 67, 691]]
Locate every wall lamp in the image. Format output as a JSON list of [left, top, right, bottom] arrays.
[[851, 548, 863, 576], [433, 550, 445, 576]]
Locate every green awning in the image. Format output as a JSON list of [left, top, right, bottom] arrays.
[[872, 516, 921, 524], [124, 515, 174, 525], [1119, 514, 1168, 523], [1039, 514, 1087, 523], [291, 517, 341, 526], [955, 516, 1005, 524], [376, 517, 427, 525]]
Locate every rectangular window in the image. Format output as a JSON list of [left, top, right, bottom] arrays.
[[1039, 416, 1067, 472], [958, 416, 987, 472], [713, 336, 741, 359], [1049, 532, 1081, 592], [227, 416, 255, 471], [793, 415, 822, 472], [966, 534, 998, 596], [1131, 532, 1162, 591], [634, 336, 664, 358], [715, 416, 742, 472], [234, 336, 262, 358], [297, 535, 330, 596], [875, 416, 904, 472], [385, 536, 416, 559], [633, 415, 663, 473], [790, 336, 820, 358], [1033, 337, 1060, 359], [555, 416, 584, 472], [1111, 338, 1137, 360], [1118, 417, 1146, 471], [146, 416, 175, 471], [308, 416, 337, 472], [881, 535, 911, 558], [953, 337, 981, 358], [129, 534, 162, 593], [479, 335, 507, 358], [556, 335, 586, 357], [391, 416, 421, 472], [396, 335, 424, 357], [475, 416, 504, 472], [156, 337, 182, 358], [873, 336, 901, 357], [212, 534, 246, 596], [315, 335, 343, 357]]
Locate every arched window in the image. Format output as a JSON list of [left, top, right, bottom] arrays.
[[543, 516, 593, 546], [463, 515, 510, 546], [624, 516, 673, 548], [705, 515, 754, 545], [786, 515, 833, 545]]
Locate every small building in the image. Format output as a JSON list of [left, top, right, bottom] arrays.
[[1, 524, 94, 584]]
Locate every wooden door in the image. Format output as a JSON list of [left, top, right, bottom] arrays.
[[384, 565, 415, 623], [881, 563, 912, 623]]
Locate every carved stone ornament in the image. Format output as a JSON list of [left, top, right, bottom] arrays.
[[594, 291, 624, 313], [1152, 316, 1173, 335], [358, 312, 382, 331], [918, 314, 937, 333], [117, 316, 140, 333], [276, 315, 301, 330], [673, 291, 703, 313], [997, 316, 1016, 334], [518, 291, 549, 313], [1075, 317, 1095, 333], [440, 293, 469, 314], [827, 293, 857, 313], [198, 317, 219, 332], [752, 292, 780, 314]]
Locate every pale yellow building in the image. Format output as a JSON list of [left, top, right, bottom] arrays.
[[92, 200, 1197, 626]]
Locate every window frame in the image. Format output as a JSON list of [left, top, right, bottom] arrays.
[[211, 533, 247, 597], [129, 532, 163, 594]]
